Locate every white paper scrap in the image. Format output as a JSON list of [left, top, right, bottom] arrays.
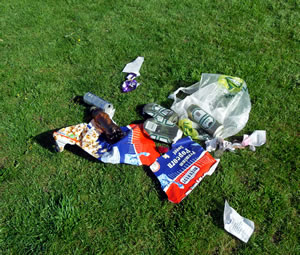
[[242, 130, 266, 151], [122, 56, 144, 76], [205, 137, 218, 152], [206, 130, 266, 153], [205, 137, 235, 152], [242, 130, 266, 147], [224, 200, 255, 243]]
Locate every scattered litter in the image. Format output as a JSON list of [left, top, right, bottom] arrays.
[[157, 146, 169, 154], [169, 73, 251, 139], [122, 73, 140, 93], [121, 56, 144, 93], [187, 104, 224, 137], [143, 118, 182, 144], [178, 118, 211, 141], [83, 92, 115, 119], [205, 130, 266, 154], [100, 124, 160, 166], [92, 109, 124, 144], [224, 200, 255, 243], [241, 130, 266, 151], [54, 123, 87, 153], [143, 103, 182, 144], [150, 136, 219, 203], [143, 103, 178, 124], [206, 137, 238, 153], [52, 70, 266, 207], [54, 123, 160, 166]]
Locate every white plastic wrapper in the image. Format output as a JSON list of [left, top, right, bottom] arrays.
[[205, 130, 267, 152], [169, 73, 251, 138], [224, 200, 255, 243], [122, 56, 144, 76], [242, 130, 266, 151]]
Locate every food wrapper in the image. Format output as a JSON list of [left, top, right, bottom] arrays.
[[54, 123, 160, 166], [122, 56, 144, 76], [150, 137, 219, 203]]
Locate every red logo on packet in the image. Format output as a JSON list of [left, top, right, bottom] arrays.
[[129, 124, 161, 166], [150, 137, 218, 203], [164, 152, 216, 203]]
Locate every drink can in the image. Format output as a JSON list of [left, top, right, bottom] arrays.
[[187, 104, 223, 137], [83, 92, 115, 118]]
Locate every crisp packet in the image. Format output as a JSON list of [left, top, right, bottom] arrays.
[[150, 137, 219, 203], [54, 123, 160, 166], [121, 57, 144, 92]]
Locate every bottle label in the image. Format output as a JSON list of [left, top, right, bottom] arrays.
[[191, 108, 216, 129], [145, 121, 158, 132], [201, 115, 216, 129]]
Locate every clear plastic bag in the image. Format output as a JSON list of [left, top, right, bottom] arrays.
[[169, 73, 251, 138]]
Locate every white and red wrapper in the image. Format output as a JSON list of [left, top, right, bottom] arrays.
[[150, 137, 219, 203]]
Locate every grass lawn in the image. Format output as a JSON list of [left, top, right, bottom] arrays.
[[0, 0, 299, 254]]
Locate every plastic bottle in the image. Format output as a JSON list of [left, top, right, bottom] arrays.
[[92, 109, 124, 144]]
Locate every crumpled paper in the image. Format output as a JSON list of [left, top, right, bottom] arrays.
[[241, 130, 266, 151], [122, 56, 144, 76], [121, 57, 144, 92], [224, 200, 255, 243], [205, 130, 266, 153]]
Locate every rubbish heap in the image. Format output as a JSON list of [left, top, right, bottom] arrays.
[[53, 57, 266, 243]]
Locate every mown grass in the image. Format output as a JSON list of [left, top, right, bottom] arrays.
[[0, 0, 299, 254]]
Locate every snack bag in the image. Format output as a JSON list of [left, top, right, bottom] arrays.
[[100, 124, 160, 166], [54, 123, 160, 166], [150, 137, 219, 203]]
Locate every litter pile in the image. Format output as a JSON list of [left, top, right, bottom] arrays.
[[53, 57, 266, 243]]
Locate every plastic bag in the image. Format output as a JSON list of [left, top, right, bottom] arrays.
[[169, 73, 251, 138]]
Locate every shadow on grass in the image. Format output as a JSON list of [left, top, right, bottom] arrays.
[[34, 129, 57, 153], [34, 129, 99, 163], [34, 95, 96, 163], [135, 104, 145, 117], [35, 130, 168, 201], [143, 165, 168, 202], [34, 96, 97, 163], [73, 95, 93, 123], [63, 144, 100, 163], [208, 199, 224, 229]]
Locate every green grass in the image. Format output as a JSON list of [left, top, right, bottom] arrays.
[[0, 0, 299, 254]]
